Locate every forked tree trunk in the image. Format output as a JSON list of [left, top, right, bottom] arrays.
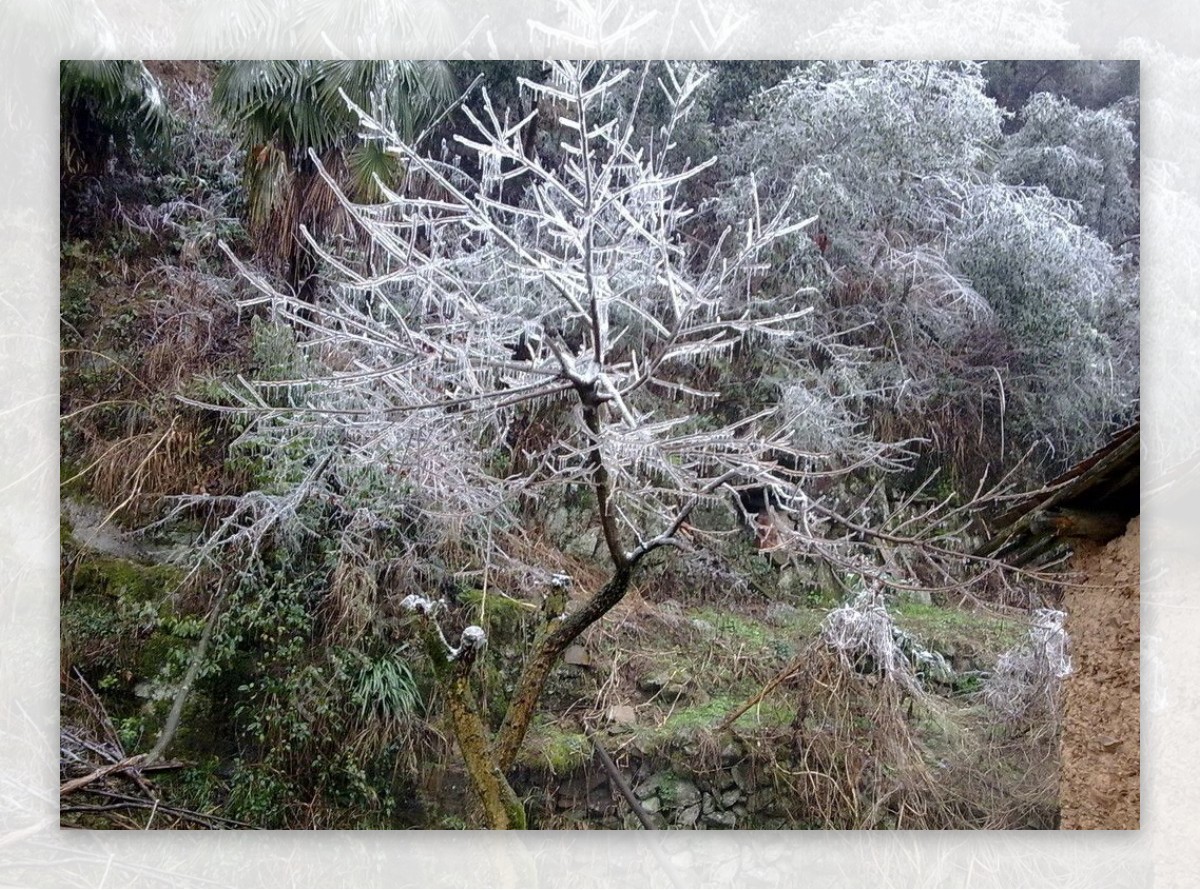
[[411, 563, 636, 828], [411, 617, 526, 829], [417, 391, 644, 826]]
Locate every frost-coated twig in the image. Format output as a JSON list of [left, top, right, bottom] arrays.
[[186, 60, 1057, 828]]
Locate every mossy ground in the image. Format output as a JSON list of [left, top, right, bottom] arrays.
[[518, 589, 1027, 792]]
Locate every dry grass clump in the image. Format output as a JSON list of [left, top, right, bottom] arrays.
[[771, 588, 954, 828], [84, 416, 209, 522], [745, 589, 1063, 829], [321, 508, 385, 646], [64, 262, 251, 523], [944, 606, 1069, 829]]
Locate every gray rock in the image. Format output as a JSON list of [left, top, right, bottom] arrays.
[[912, 647, 955, 688], [777, 563, 823, 598], [634, 771, 668, 800], [703, 810, 738, 829], [720, 787, 742, 808], [608, 703, 638, 725], [897, 588, 933, 606], [675, 803, 701, 828], [637, 673, 669, 694], [641, 795, 662, 814], [63, 497, 156, 562], [563, 643, 595, 667], [621, 812, 641, 831], [564, 526, 601, 559], [765, 601, 800, 626], [545, 507, 571, 539], [701, 791, 715, 815], [731, 762, 754, 791], [663, 776, 701, 809], [749, 788, 776, 813]]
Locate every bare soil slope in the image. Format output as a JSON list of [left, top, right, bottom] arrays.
[[1060, 517, 1140, 829]]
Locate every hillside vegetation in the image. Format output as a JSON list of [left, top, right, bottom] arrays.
[[59, 59, 1138, 830]]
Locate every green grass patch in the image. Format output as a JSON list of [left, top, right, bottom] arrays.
[[625, 693, 794, 754], [892, 601, 1025, 660], [689, 608, 770, 648], [664, 694, 792, 733]]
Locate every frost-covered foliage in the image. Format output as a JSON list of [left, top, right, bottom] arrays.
[[820, 587, 923, 696], [997, 92, 1138, 245], [717, 60, 1138, 478], [947, 183, 1138, 454], [983, 608, 1071, 724], [820, 586, 954, 695], [725, 61, 1001, 236], [201, 60, 925, 590]]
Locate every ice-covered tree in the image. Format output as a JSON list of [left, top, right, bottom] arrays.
[[996, 91, 1138, 246], [716, 60, 1137, 478], [194, 61, 1026, 828]]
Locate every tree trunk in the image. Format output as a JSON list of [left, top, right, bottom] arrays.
[[494, 563, 633, 771], [408, 562, 637, 828], [412, 613, 525, 829], [443, 665, 526, 829]]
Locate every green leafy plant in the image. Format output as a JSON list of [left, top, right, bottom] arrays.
[[345, 651, 421, 723], [60, 60, 173, 180], [212, 61, 455, 299]]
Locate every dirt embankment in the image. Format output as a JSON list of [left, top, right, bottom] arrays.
[[1059, 516, 1139, 829]]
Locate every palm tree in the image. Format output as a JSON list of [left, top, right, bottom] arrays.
[[60, 60, 173, 181], [212, 60, 455, 305]]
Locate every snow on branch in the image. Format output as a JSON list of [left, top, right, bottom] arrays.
[[196, 60, 984, 590]]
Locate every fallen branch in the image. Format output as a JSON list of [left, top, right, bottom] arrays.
[[60, 754, 147, 797], [62, 788, 258, 830], [587, 729, 657, 830], [145, 587, 227, 765], [718, 655, 805, 732]]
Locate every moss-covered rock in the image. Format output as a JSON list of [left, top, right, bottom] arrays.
[[62, 546, 192, 707], [69, 553, 182, 606], [518, 717, 592, 775]]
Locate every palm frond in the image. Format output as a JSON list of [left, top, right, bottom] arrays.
[[346, 140, 404, 203], [214, 59, 454, 269], [60, 60, 173, 177]]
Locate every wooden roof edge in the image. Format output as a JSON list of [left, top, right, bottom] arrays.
[[992, 424, 1139, 528], [975, 422, 1139, 564]]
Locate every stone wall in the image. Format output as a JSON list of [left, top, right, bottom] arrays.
[[534, 741, 796, 830]]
